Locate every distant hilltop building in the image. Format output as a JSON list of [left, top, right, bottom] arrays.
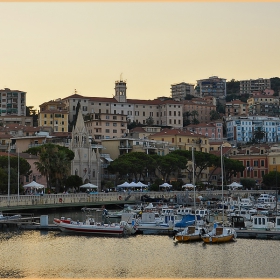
[[240, 78, 271, 95], [171, 82, 195, 100], [196, 76, 226, 99], [62, 79, 184, 135], [0, 88, 26, 117]]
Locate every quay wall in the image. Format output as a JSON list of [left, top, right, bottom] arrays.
[[0, 189, 274, 210]]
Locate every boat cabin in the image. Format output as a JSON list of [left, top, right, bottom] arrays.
[[230, 215, 246, 229], [251, 215, 275, 230]]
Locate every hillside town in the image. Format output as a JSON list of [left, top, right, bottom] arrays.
[[1, 76, 280, 193]]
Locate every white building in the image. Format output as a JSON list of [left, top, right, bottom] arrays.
[[226, 116, 280, 144]]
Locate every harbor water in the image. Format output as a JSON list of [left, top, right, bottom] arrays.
[[1, 209, 280, 278]]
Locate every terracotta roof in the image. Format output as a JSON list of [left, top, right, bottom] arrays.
[[62, 94, 88, 100], [129, 127, 147, 133], [209, 147, 231, 156], [226, 100, 246, 105]]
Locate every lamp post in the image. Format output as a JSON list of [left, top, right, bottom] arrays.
[[8, 143, 10, 206]]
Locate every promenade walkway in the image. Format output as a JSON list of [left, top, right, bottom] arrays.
[[0, 189, 274, 212]]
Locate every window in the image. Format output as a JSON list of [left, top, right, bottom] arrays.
[[113, 123, 117, 127], [143, 112, 145, 117], [113, 130, 117, 133], [106, 123, 109, 126], [106, 115, 109, 119], [105, 129, 110, 133], [261, 160, 265, 166], [254, 171, 258, 177]]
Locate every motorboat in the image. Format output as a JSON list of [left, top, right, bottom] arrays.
[[54, 216, 137, 236], [174, 147, 208, 242], [53, 217, 72, 225], [174, 225, 207, 242], [201, 145, 237, 244], [201, 223, 237, 243], [0, 212, 21, 221], [246, 214, 276, 230]]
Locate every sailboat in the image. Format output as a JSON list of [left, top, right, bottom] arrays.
[[201, 145, 237, 243], [174, 147, 207, 242]]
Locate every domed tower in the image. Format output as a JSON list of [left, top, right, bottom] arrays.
[[114, 74, 127, 103]]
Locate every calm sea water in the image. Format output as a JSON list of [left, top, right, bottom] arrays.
[[0, 209, 280, 279]]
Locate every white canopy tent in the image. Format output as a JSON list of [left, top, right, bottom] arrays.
[[128, 182, 139, 188], [227, 182, 243, 189], [159, 182, 172, 188], [23, 181, 45, 189], [79, 183, 98, 189], [136, 181, 148, 187], [117, 182, 131, 188], [23, 181, 45, 194], [182, 183, 196, 189]]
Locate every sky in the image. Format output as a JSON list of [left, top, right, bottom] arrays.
[[0, 2, 280, 110]]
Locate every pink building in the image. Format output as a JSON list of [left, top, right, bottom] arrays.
[[185, 121, 223, 141]]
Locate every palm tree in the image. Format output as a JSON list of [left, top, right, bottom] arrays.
[[253, 127, 266, 143]]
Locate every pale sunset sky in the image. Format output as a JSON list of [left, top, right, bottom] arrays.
[[0, 2, 279, 110]]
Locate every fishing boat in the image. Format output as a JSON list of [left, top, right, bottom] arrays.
[[174, 147, 207, 242], [202, 223, 237, 243], [201, 145, 237, 244], [174, 225, 206, 242], [54, 216, 137, 236]]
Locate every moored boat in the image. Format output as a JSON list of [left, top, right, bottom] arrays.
[[201, 224, 237, 243], [54, 216, 137, 236], [174, 225, 206, 242]]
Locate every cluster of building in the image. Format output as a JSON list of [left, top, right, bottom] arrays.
[[0, 75, 279, 191]]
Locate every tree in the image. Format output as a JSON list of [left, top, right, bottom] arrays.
[[240, 178, 256, 189], [224, 157, 245, 184], [145, 116, 154, 126], [210, 110, 221, 121], [65, 175, 83, 191], [253, 127, 266, 143], [262, 171, 280, 190], [109, 152, 155, 182], [0, 155, 32, 194], [226, 79, 240, 95], [26, 143, 74, 192], [183, 112, 192, 126], [151, 153, 188, 182]]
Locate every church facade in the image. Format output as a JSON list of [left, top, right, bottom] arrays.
[[69, 105, 101, 190]]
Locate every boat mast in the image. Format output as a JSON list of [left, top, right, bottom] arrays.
[[221, 144, 224, 225], [192, 146, 196, 222]]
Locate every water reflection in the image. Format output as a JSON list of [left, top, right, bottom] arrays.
[[1, 208, 280, 279]]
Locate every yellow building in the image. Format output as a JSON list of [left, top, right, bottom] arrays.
[[268, 145, 280, 172], [38, 99, 69, 132]]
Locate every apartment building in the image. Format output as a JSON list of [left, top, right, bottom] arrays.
[[182, 100, 216, 123], [196, 76, 226, 99], [226, 115, 280, 144], [127, 126, 162, 139], [84, 112, 128, 141], [101, 137, 172, 160], [62, 79, 183, 129], [229, 145, 269, 187], [240, 78, 271, 95], [38, 99, 69, 132], [247, 95, 280, 116], [148, 128, 210, 153], [225, 100, 248, 117], [0, 88, 26, 117], [185, 121, 223, 141], [171, 82, 195, 100]]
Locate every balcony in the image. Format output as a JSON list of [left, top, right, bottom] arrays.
[[118, 145, 132, 149]]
